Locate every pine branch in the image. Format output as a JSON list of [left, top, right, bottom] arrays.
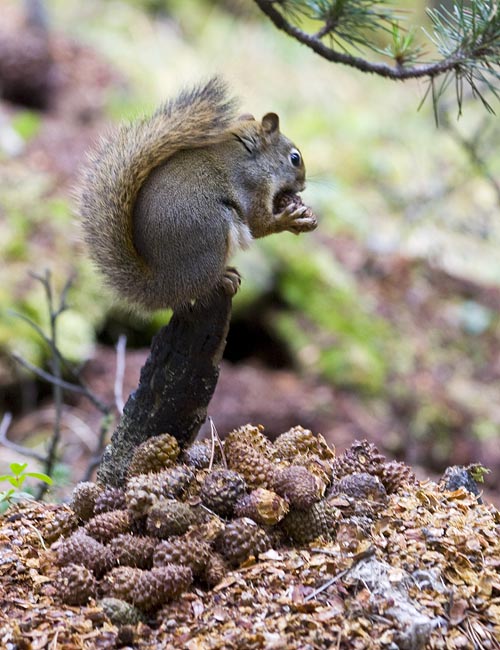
[[426, 1, 500, 112], [254, 0, 500, 111]]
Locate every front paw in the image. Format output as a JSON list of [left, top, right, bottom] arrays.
[[276, 204, 318, 234]]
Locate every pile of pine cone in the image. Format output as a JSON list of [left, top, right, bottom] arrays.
[[44, 425, 415, 624]]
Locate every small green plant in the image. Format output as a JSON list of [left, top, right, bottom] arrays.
[[0, 462, 53, 508], [468, 463, 490, 483]]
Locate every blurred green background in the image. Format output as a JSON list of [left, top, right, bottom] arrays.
[[0, 0, 499, 491]]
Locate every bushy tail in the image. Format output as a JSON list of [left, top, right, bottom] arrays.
[[78, 77, 238, 307]]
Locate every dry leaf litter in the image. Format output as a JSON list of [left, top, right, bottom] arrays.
[[0, 425, 499, 649]]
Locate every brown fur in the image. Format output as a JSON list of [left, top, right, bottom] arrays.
[[78, 78, 315, 311]]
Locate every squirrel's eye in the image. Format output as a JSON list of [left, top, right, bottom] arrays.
[[289, 149, 301, 168]]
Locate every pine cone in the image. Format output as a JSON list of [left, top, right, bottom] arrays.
[[200, 469, 247, 518], [225, 424, 276, 459], [130, 565, 193, 611], [94, 487, 127, 514], [56, 563, 97, 605], [153, 533, 210, 576], [54, 531, 113, 577], [291, 453, 334, 486], [273, 466, 326, 510], [101, 566, 143, 601], [85, 510, 131, 543], [146, 500, 197, 539], [216, 517, 271, 567], [334, 472, 387, 501], [109, 533, 157, 569], [70, 481, 103, 521], [281, 500, 339, 544], [125, 467, 193, 520], [128, 433, 180, 476], [329, 473, 387, 516], [126, 473, 163, 519], [156, 465, 195, 499], [43, 508, 79, 544], [181, 467, 209, 500], [380, 460, 418, 494], [99, 598, 144, 626], [274, 427, 334, 463], [225, 440, 277, 490], [274, 193, 317, 230], [181, 440, 220, 469], [203, 552, 228, 587], [331, 440, 386, 480], [234, 488, 289, 526], [194, 518, 226, 545]]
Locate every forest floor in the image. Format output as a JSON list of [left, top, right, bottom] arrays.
[[1, 439, 500, 650]]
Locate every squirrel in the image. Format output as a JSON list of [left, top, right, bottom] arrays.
[[79, 77, 317, 312]]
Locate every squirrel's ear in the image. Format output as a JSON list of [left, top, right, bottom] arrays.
[[261, 113, 280, 136], [237, 113, 256, 121]]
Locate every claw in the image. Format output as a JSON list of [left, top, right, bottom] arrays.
[[221, 266, 241, 296]]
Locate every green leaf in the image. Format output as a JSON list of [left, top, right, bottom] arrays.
[[9, 462, 28, 476], [24, 472, 53, 485], [468, 464, 490, 483], [0, 488, 15, 502]]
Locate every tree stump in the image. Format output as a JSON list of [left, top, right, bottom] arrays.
[[97, 289, 232, 487]]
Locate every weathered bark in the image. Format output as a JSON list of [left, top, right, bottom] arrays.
[[97, 290, 232, 487]]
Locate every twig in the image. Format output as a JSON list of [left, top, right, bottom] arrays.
[[11, 310, 100, 391], [7, 270, 115, 491], [37, 270, 64, 497], [11, 273, 111, 417], [0, 412, 13, 440], [11, 353, 110, 414], [82, 333, 129, 480], [208, 417, 227, 470], [114, 335, 127, 415], [462, 616, 500, 649], [10, 309, 109, 410], [50, 630, 60, 650], [24, 521, 48, 550], [253, 0, 466, 80], [0, 412, 46, 462], [310, 547, 340, 557], [29, 270, 73, 319], [304, 567, 350, 602], [8, 311, 53, 350], [305, 546, 376, 601]]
